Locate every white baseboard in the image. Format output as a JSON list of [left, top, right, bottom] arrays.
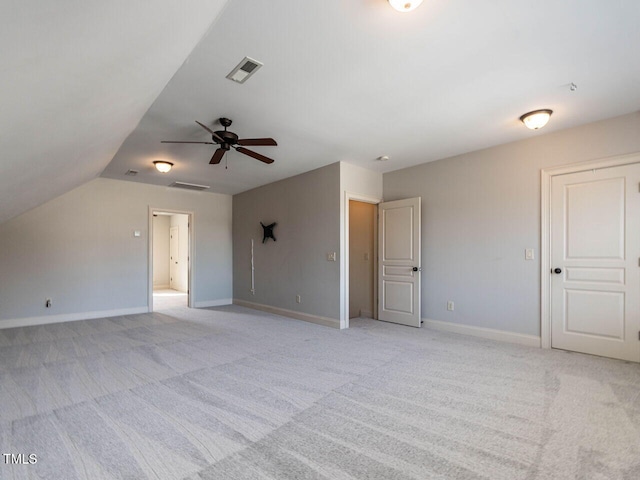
[[233, 299, 340, 329], [424, 318, 541, 348], [0, 307, 149, 330], [194, 298, 233, 308], [153, 284, 170, 290], [360, 310, 374, 319]]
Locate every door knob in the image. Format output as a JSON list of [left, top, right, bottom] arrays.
[[553, 268, 562, 274]]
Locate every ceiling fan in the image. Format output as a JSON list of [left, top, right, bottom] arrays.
[[162, 118, 277, 165]]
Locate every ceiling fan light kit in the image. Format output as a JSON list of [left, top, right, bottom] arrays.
[[520, 109, 553, 130], [153, 160, 173, 173], [388, 0, 424, 12]]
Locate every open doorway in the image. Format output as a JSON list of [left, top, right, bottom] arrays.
[[348, 200, 377, 320], [150, 210, 192, 310]]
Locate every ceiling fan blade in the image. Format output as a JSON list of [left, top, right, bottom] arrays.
[[161, 141, 215, 144], [195, 121, 225, 144], [237, 138, 278, 146], [236, 147, 275, 164], [210, 148, 226, 164], [195, 120, 216, 135]]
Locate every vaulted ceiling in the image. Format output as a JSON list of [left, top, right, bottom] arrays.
[[3, 0, 640, 223]]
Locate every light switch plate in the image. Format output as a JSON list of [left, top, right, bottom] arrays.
[[327, 252, 336, 261], [134, 230, 141, 238], [525, 248, 534, 260]]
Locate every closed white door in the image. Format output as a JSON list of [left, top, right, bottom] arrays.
[[169, 226, 179, 290], [378, 197, 421, 327], [551, 163, 640, 361]]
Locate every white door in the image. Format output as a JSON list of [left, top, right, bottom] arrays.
[[169, 226, 179, 291], [551, 163, 640, 362], [378, 197, 421, 327]]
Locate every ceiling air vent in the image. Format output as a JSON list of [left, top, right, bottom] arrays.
[[125, 169, 138, 176], [226, 56, 263, 84], [169, 182, 210, 191]]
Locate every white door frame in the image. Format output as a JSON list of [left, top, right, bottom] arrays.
[[148, 207, 195, 311], [541, 152, 640, 349], [342, 191, 382, 329]]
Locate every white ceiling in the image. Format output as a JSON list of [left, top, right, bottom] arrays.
[[0, 0, 228, 223], [4, 1, 640, 223]]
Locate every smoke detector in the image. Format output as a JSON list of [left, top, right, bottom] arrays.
[[226, 57, 263, 84]]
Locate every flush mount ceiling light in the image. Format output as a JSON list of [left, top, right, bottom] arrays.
[[520, 109, 553, 130], [153, 160, 173, 173], [388, 0, 424, 12]]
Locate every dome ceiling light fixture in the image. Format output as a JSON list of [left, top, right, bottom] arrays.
[[388, 0, 424, 13], [153, 160, 174, 173], [520, 109, 553, 130]]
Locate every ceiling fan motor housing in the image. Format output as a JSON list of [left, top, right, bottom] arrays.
[[215, 130, 238, 150]]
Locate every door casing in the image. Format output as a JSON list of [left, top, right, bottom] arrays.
[[342, 192, 382, 329], [148, 207, 195, 311]]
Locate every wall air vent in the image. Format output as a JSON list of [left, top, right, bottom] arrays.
[[125, 169, 138, 176], [226, 56, 263, 84], [169, 182, 210, 191]]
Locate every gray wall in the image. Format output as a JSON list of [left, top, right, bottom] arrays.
[[0, 178, 232, 323], [383, 112, 640, 337], [233, 163, 341, 320]]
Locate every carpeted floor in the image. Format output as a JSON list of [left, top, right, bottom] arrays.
[[1, 306, 639, 479]]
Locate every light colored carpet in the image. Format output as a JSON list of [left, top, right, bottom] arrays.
[[1, 306, 639, 479], [153, 289, 188, 310]]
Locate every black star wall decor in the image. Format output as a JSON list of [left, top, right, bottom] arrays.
[[261, 222, 277, 243]]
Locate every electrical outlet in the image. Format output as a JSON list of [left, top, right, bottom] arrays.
[[327, 252, 336, 261], [296, 295, 301, 304], [447, 301, 454, 311]]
